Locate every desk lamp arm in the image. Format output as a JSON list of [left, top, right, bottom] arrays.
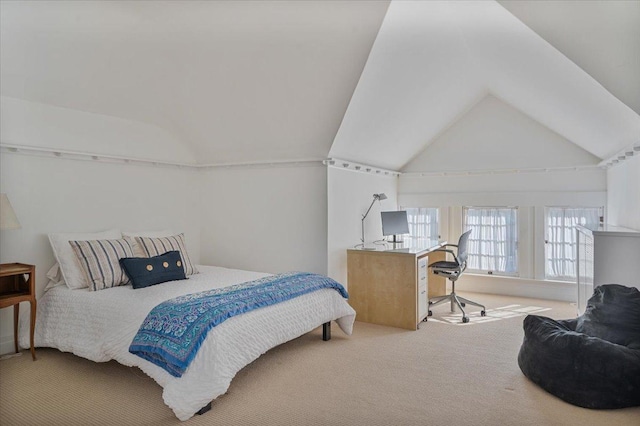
[[360, 194, 386, 244]]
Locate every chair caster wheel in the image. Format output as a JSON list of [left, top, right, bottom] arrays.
[[462, 317, 469, 323], [481, 310, 486, 317], [461, 302, 466, 307], [428, 310, 433, 317], [422, 317, 428, 322]]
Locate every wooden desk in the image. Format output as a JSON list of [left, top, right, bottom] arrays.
[[0, 263, 36, 360], [347, 242, 446, 330]]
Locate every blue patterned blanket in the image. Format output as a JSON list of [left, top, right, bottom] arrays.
[[129, 272, 348, 377]]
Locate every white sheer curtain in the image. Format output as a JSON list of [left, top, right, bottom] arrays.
[[545, 207, 601, 280], [463, 207, 518, 274], [404, 208, 439, 245]]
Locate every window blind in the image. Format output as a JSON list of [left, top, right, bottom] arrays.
[[545, 207, 601, 280], [463, 207, 518, 274], [404, 207, 439, 245]]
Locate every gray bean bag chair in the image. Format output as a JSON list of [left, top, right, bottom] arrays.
[[518, 284, 640, 409]]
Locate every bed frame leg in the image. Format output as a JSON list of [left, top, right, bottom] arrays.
[[196, 401, 212, 415], [322, 321, 331, 341]]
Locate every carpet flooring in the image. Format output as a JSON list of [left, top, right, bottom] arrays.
[[1, 292, 638, 426]]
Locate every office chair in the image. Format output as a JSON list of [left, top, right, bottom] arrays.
[[428, 229, 486, 323]]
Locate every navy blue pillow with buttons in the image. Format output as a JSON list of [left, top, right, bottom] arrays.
[[119, 250, 187, 289]]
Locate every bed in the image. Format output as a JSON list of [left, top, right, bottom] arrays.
[[19, 265, 356, 421]]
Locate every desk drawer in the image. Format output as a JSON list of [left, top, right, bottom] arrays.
[[418, 287, 428, 317], [418, 257, 428, 281], [418, 274, 427, 287]]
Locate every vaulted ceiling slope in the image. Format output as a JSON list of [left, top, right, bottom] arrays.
[[499, 0, 640, 117], [330, 0, 640, 171], [403, 94, 602, 172], [2, 1, 638, 168], [0, 0, 390, 164]]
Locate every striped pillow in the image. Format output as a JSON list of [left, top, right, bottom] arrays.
[[69, 238, 134, 291], [135, 234, 198, 276]]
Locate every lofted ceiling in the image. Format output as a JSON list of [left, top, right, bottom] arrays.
[[1, 1, 638, 168], [498, 0, 640, 117], [0, 0, 389, 164], [330, 0, 640, 170]]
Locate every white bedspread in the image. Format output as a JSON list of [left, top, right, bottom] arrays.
[[19, 265, 355, 420]]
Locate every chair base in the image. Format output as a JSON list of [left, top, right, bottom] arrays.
[[429, 290, 486, 323]]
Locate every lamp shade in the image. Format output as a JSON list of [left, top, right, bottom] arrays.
[[376, 193, 388, 201], [0, 193, 21, 230]]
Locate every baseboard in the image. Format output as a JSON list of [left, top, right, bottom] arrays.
[[455, 274, 576, 303], [0, 335, 17, 356]]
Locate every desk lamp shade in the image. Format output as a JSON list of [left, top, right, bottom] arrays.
[[0, 193, 21, 230]]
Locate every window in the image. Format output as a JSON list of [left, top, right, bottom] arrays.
[[545, 207, 602, 280], [403, 207, 439, 246], [463, 207, 518, 275]]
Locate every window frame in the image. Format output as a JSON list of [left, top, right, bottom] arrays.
[[544, 206, 603, 282], [400, 206, 440, 246], [462, 206, 519, 277]]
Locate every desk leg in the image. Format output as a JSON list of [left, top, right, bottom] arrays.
[[29, 299, 36, 360], [13, 303, 19, 353]]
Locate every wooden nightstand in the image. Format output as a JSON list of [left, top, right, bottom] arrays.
[[0, 263, 36, 360]]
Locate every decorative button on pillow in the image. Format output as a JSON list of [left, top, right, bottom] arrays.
[[134, 233, 198, 275], [120, 251, 187, 289], [69, 238, 134, 291]]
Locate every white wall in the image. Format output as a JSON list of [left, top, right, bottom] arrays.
[[400, 169, 606, 194], [0, 97, 334, 355], [0, 98, 203, 354], [199, 165, 328, 276], [398, 94, 607, 302], [403, 94, 600, 172], [0, 154, 201, 354], [607, 154, 640, 230], [327, 167, 398, 286], [399, 171, 606, 302], [1, 96, 196, 163]]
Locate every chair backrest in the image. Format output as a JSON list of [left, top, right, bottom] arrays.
[[456, 229, 473, 265]]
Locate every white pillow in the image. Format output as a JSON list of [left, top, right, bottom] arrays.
[[48, 229, 121, 289], [46, 263, 64, 285], [122, 230, 174, 257], [69, 238, 134, 291], [43, 263, 65, 292], [135, 233, 198, 276]]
